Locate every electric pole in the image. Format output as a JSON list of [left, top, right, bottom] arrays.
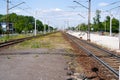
[[34, 11, 37, 36], [6, 0, 9, 37], [48, 21, 50, 33], [35, 17, 37, 36], [73, 0, 91, 41], [119, 15, 120, 50], [6, 0, 25, 37], [110, 14, 112, 36], [87, 0, 91, 41], [44, 19, 46, 34]]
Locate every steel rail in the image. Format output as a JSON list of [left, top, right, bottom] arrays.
[[0, 32, 57, 48], [80, 38, 120, 58], [69, 33, 120, 58], [65, 33, 119, 78], [0, 36, 34, 48]]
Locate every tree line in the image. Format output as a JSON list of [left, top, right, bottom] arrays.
[[75, 10, 119, 33], [0, 13, 55, 34]]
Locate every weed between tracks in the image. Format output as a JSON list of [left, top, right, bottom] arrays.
[[0, 34, 32, 43], [9, 32, 72, 50]]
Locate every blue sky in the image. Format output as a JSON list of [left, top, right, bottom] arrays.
[[0, 0, 120, 29]]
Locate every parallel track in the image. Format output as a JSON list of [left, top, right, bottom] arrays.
[[0, 35, 41, 48], [0, 32, 57, 48], [64, 33, 119, 78]]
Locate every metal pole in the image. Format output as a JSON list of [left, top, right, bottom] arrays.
[[6, 0, 9, 37], [64, 21, 66, 32], [44, 19, 46, 34], [87, 0, 91, 41], [105, 20, 107, 32], [48, 21, 50, 33], [78, 21, 80, 32], [67, 20, 69, 28], [110, 14, 112, 36], [118, 19, 120, 50], [35, 18, 37, 36], [34, 11, 37, 36]]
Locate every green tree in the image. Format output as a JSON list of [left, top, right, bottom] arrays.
[[112, 18, 119, 33], [36, 20, 44, 31], [93, 10, 104, 31], [0, 26, 3, 34], [105, 16, 110, 32], [78, 23, 87, 31], [93, 17, 98, 31], [0, 13, 53, 34]]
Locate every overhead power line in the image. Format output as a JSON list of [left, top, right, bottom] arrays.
[[9, 2, 25, 10], [73, 1, 88, 9], [9, 1, 34, 15], [108, 6, 120, 11], [106, 1, 120, 6]]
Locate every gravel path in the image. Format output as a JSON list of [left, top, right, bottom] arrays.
[[0, 49, 70, 80]]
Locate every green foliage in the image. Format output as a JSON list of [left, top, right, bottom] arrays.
[[13, 15, 34, 33], [93, 10, 102, 31], [76, 23, 87, 31], [102, 16, 119, 33], [112, 18, 119, 33], [36, 20, 44, 31], [0, 26, 3, 34], [75, 10, 119, 33], [67, 27, 76, 30], [0, 13, 54, 34]]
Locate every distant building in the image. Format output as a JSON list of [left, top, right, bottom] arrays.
[[0, 22, 14, 33]]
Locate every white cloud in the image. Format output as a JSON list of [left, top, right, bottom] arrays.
[[53, 8, 62, 11], [31, 8, 98, 28], [10, 9, 21, 13], [38, 8, 63, 13], [98, 2, 108, 7]]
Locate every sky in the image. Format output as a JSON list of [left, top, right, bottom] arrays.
[[0, 0, 120, 29]]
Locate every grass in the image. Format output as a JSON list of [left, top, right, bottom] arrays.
[[9, 32, 73, 50], [0, 34, 33, 43], [34, 54, 39, 58]]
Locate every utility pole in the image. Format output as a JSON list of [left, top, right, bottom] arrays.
[[34, 11, 37, 36], [64, 21, 66, 32], [119, 15, 120, 50], [35, 17, 37, 36], [44, 19, 46, 34], [106, 6, 120, 36], [74, 0, 91, 41], [87, 0, 91, 41], [6, 0, 9, 37], [67, 20, 69, 28], [47, 21, 50, 33], [105, 20, 107, 33], [110, 14, 112, 36], [6, 0, 25, 37]]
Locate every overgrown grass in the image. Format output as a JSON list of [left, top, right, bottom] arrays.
[[9, 32, 72, 50], [0, 34, 33, 43]]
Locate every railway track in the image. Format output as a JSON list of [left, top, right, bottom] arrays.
[[0, 32, 56, 48], [0, 36, 33, 48], [64, 33, 119, 79]]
